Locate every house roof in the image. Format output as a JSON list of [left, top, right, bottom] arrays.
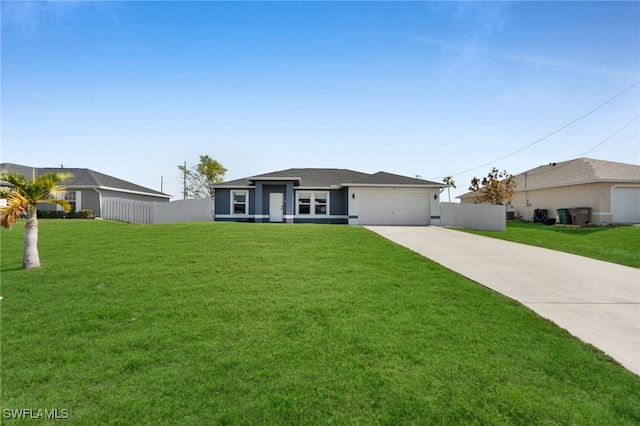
[[458, 157, 640, 198], [346, 171, 442, 186], [0, 163, 170, 198], [212, 168, 444, 189], [513, 158, 640, 190]]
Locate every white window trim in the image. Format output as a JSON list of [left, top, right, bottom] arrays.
[[296, 191, 329, 216], [231, 190, 249, 216], [59, 190, 80, 212]]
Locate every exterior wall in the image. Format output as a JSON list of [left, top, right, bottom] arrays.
[[214, 186, 439, 226], [510, 183, 612, 224], [347, 186, 436, 226], [292, 188, 348, 224], [214, 186, 349, 224], [80, 190, 100, 215], [255, 182, 292, 223], [330, 188, 349, 216], [460, 182, 640, 224], [213, 188, 256, 221], [214, 189, 231, 215]]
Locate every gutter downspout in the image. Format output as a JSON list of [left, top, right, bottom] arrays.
[[93, 187, 102, 218]]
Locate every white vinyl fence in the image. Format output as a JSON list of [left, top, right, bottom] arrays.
[[440, 202, 506, 231], [153, 198, 215, 224], [102, 197, 214, 224]]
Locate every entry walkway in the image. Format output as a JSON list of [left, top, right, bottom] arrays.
[[366, 226, 640, 376]]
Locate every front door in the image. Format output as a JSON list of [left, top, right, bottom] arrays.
[[269, 193, 284, 222]]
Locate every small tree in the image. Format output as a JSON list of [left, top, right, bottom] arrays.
[[468, 167, 516, 205], [442, 176, 456, 202], [178, 155, 226, 198], [0, 170, 73, 269]]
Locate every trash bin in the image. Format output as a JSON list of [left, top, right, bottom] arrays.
[[533, 209, 547, 223], [569, 207, 591, 227], [557, 208, 571, 225]]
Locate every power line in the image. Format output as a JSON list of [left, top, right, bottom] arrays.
[[589, 133, 638, 152], [444, 80, 640, 178], [510, 115, 640, 180], [578, 114, 640, 157]]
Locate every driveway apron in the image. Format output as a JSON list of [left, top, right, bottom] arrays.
[[366, 226, 640, 376]]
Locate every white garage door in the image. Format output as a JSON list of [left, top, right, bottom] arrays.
[[612, 187, 640, 223], [357, 190, 430, 225]]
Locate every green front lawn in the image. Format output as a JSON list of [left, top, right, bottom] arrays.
[[458, 221, 640, 268], [1, 220, 639, 424]]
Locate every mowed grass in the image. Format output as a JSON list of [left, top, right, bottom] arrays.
[[458, 221, 640, 268], [1, 220, 639, 425]]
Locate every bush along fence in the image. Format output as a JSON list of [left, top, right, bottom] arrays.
[[37, 209, 95, 220], [101, 197, 215, 225]]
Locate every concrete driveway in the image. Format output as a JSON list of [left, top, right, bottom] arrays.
[[366, 226, 640, 376]]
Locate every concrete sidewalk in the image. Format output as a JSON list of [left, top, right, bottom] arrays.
[[366, 226, 640, 376]]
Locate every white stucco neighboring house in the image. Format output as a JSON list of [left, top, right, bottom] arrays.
[[458, 158, 640, 224]]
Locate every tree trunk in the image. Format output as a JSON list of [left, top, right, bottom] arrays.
[[23, 206, 40, 269]]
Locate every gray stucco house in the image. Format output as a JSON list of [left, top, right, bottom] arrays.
[[0, 163, 170, 217], [212, 168, 445, 225]]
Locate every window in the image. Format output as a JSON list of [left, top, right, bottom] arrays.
[[315, 193, 327, 214], [298, 193, 311, 215], [297, 192, 328, 215], [65, 191, 77, 212], [232, 191, 248, 215]]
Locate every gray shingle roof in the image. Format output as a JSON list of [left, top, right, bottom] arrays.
[[0, 163, 170, 198], [346, 171, 442, 186], [458, 157, 640, 198], [513, 157, 640, 191], [212, 168, 444, 188]]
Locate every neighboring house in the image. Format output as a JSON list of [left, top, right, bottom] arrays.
[[211, 168, 445, 225], [0, 163, 171, 217], [458, 158, 640, 224]]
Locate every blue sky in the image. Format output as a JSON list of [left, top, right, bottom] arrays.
[[2, 1, 639, 199]]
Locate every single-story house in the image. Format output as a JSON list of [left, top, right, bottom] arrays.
[[0, 163, 171, 217], [458, 158, 640, 224], [211, 168, 445, 225]]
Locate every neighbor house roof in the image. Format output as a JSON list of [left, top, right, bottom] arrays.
[[512, 158, 640, 190], [212, 168, 444, 189], [458, 157, 640, 199], [0, 163, 170, 198]]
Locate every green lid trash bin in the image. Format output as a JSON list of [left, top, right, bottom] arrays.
[[557, 208, 571, 224]]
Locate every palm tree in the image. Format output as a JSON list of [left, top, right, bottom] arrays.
[[0, 169, 74, 269]]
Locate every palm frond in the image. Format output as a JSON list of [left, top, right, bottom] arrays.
[[0, 191, 29, 229], [38, 198, 72, 213], [0, 171, 74, 204], [0, 170, 27, 188]]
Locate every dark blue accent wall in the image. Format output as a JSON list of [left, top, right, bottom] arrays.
[[248, 189, 256, 215], [260, 184, 286, 213], [330, 188, 348, 215], [215, 189, 231, 215]]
